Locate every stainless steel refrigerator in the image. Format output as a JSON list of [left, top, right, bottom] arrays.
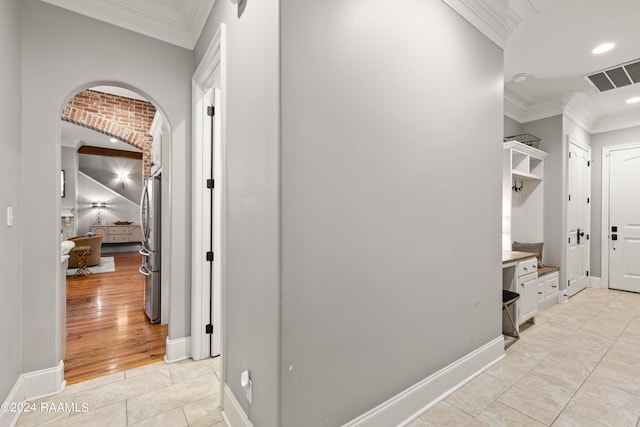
[[139, 174, 161, 324]]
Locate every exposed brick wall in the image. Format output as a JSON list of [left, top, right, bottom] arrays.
[[62, 89, 156, 176]]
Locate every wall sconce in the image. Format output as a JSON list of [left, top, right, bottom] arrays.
[[91, 202, 107, 225], [118, 171, 128, 189]]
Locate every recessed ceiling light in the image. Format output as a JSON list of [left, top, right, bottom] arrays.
[[627, 97, 640, 104], [109, 137, 118, 143], [513, 73, 528, 83], [592, 43, 615, 54]]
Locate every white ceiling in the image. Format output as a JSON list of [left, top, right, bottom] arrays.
[[42, 0, 640, 133], [40, 0, 215, 49], [505, 0, 640, 132]]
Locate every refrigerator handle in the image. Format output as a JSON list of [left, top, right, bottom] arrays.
[[140, 183, 150, 242], [139, 265, 151, 276]]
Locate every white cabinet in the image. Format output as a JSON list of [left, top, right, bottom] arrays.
[[90, 224, 142, 243], [504, 255, 540, 327], [537, 281, 545, 303], [545, 273, 559, 300], [537, 270, 560, 311], [519, 271, 539, 325], [149, 112, 166, 176]]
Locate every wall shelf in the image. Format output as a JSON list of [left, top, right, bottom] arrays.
[[504, 141, 548, 180], [502, 140, 549, 252]]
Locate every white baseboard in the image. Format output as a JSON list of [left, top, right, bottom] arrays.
[[343, 336, 505, 427], [222, 383, 253, 427], [589, 276, 602, 288], [164, 336, 191, 363], [0, 361, 65, 427]]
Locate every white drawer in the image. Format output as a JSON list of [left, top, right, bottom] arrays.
[[545, 273, 559, 299], [108, 226, 130, 234], [517, 258, 538, 277], [107, 234, 130, 243]]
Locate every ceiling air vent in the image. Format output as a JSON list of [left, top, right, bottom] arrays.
[[585, 59, 640, 92]]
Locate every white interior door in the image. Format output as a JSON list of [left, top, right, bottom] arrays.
[[566, 141, 591, 297], [192, 23, 225, 362], [211, 87, 222, 358], [609, 147, 640, 292], [202, 87, 222, 358]]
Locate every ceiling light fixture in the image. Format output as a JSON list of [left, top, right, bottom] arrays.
[[513, 73, 528, 83], [627, 97, 640, 104], [592, 43, 615, 55], [109, 137, 118, 143]]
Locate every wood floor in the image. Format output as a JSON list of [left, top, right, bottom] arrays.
[[65, 251, 167, 385]]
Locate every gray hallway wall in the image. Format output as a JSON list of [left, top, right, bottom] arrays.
[[0, 0, 23, 404], [280, 1, 504, 424]]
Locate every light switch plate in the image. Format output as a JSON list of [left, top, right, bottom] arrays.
[[7, 206, 14, 227]]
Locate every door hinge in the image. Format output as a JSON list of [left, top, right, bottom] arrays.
[[207, 106, 215, 117], [568, 194, 571, 201], [207, 179, 215, 189], [587, 234, 590, 240], [568, 237, 571, 244], [587, 160, 591, 167], [206, 251, 214, 262], [205, 324, 213, 334], [586, 270, 590, 277], [568, 280, 571, 287], [587, 197, 590, 204], [569, 152, 572, 158]]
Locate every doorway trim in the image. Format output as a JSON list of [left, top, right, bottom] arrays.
[[192, 23, 226, 361], [58, 81, 174, 375], [601, 141, 640, 289]]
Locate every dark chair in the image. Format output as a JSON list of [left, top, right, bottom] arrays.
[[502, 290, 520, 348]]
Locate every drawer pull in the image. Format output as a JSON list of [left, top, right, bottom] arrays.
[[552, 285, 557, 288]]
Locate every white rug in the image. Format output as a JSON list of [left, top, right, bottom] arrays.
[[66, 257, 115, 276]]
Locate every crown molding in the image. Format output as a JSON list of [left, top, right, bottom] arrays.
[[504, 91, 526, 122], [593, 111, 640, 134], [504, 89, 563, 123], [41, 0, 215, 49], [562, 93, 601, 133], [507, 90, 640, 133], [441, 0, 537, 49], [183, 0, 216, 49]]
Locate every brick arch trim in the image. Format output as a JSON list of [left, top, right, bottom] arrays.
[[61, 89, 156, 174]]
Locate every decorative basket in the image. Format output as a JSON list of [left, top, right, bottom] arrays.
[[504, 134, 541, 149]]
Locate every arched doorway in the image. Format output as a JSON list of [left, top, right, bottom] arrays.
[[59, 83, 171, 384]]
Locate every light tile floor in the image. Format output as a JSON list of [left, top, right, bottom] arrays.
[[16, 357, 225, 427], [409, 288, 640, 427], [16, 288, 640, 427]]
